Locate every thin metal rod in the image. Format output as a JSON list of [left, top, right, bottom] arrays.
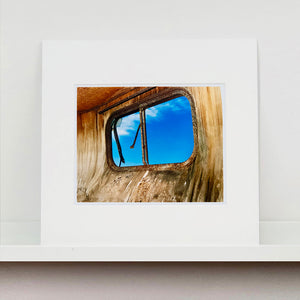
[[142, 110, 149, 164], [130, 124, 141, 149], [113, 120, 125, 167], [139, 109, 149, 165]]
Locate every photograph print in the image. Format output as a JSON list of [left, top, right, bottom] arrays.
[[77, 86, 223, 202]]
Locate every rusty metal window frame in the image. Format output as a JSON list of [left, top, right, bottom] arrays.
[[105, 87, 198, 172]]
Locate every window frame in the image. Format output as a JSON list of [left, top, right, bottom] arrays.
[[105, 87, 199, 172]]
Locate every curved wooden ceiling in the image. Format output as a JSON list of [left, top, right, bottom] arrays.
[[77, 87, 154, 113]]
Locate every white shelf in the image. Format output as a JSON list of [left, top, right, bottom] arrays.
[[1, 245, 300, 261], [1, 221, 300, 261]]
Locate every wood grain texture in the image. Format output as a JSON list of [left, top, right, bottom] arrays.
[[77, 86, 223, 202]]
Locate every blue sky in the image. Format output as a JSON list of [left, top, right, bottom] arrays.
[[112, 96, 194, 167]]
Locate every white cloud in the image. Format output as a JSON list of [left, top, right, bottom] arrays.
[[145, 106, 158, 117], [156, 97, 190, 112], [115, 96, 190, 136], [116, 113, 140, 136]]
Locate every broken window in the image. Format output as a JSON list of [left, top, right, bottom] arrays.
[[111, 95, 194, 167]]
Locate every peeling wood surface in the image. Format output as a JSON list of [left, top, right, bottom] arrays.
[[77, 86, 223, 202]]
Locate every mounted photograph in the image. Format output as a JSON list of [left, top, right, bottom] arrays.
[[42, 40, 258, 246], [77, 86, 223, 203]]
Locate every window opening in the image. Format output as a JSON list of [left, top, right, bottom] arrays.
[[111, 95, 194, 167]]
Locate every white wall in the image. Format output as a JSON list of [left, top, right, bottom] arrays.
[[1, 0, 300, 224]]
